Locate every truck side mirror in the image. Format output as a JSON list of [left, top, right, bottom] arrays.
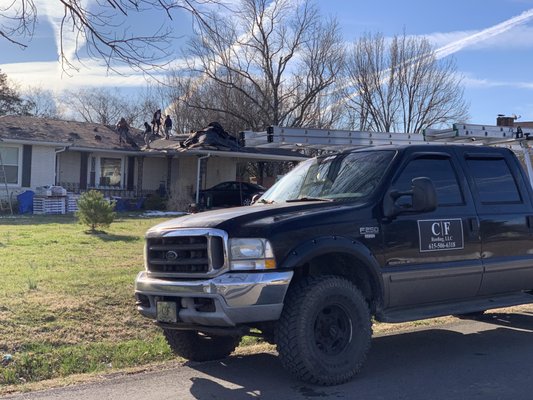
[[384, 177, 437, 218]]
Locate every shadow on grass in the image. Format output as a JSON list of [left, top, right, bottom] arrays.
[[88, 232, 139, 242]]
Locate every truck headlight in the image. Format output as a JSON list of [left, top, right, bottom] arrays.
[[229, 238, 276, 270]]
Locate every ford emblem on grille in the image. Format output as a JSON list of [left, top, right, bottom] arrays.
[[166, 250, 179, 261]]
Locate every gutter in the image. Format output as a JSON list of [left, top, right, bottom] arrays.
[[0, 138, 68, 147], [55, 146, 68, 154], [68, 146, 142, 155], [185, 148, 308, 162]]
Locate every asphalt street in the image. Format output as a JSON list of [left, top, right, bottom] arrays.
[[4, 309, 533, 400]]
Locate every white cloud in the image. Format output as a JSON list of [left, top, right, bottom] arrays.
[[2, 53, 197, 92], [470, 24, 533, 49], [462, 75, 533, 90], [1, 0, 199, 92], [422, 31, 476, 49], [1, 60, 151, 92], [423, 25, 533, 53], [330, 8, 533, 111], [34, 0, 93, 61], [434, 8, 533, 58]]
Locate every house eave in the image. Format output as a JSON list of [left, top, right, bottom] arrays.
[[163, 148, 307, 161], [0, 138, 69, 147], [68, 146, 142, 155]]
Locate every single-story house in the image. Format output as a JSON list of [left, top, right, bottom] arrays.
[[0, 116, 307, 211]]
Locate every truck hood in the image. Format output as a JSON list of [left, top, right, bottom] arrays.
[[147, 201, 362, 235]]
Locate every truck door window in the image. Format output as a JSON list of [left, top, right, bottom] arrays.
[[394, 158, 463, 206], [466, 158, 521, 204]]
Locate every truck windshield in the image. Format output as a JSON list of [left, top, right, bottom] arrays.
[[259, 150, 396, 203]]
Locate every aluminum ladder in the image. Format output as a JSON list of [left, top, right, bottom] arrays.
[[0, 149, 13, 214]]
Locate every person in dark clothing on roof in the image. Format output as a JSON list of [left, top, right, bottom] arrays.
[[116, 117, 129, 144], [164, 115, 172, 139], [152, 109, 162, 136], [143, 122, 152, 148]]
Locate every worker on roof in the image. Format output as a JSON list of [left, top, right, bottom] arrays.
[[116, 117, 129, 144]]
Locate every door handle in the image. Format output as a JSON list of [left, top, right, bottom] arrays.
[[467, 217, 480, 239], [527, 216, 533, 232]]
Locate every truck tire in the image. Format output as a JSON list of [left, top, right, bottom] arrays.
[[163, 329, 241, 362], [276, 275, 372, 385]]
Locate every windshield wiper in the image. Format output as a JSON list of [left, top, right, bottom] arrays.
[[257, 198, 275, 204], [286, 197, 333, 203]]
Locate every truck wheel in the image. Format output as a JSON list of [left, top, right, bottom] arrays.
[[276, 276, 372, 385], [163, 329, 241, 362]]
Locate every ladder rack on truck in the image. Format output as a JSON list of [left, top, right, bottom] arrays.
[[425, 123, 533, 146], [242, 126, 426, 150], [241, 123, 533, 187]]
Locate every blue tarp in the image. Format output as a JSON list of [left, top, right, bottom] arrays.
[[112, 196, 144, 212], [17, 190, 34, 214]]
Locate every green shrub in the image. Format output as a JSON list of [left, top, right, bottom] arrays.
[[76, 190, 116, 232], [143, 193, 166, 211]]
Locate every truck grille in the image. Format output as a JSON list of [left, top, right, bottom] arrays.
[[146, 230, 226, 277]]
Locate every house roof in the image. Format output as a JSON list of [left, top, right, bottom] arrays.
[[0, 115, 144, 152], [0, 116, 308, 161]]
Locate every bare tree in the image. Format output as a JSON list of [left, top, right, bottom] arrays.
[[0, 0, 224, 73], [166, 72, 270, 135], [23, 86, 62, 118], [344, 32, 469, 133], [60, 87, 131, 125], [185, 0, 345, 130], [164, 74, 208, 134], [59, 85, 172, 130]]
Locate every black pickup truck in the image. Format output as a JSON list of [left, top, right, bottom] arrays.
[[135, 144, 533, 385]]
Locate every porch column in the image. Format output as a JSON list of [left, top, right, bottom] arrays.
[[195, 154, 210, 204], [79, 152, 89, 190], [136, 156, 144, 196], [166, 155, 173, 196]]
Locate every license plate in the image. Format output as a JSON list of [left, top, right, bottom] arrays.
[[156, 301, 177, 323]]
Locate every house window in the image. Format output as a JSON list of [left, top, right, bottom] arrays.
[[100, 157, 122, 187], [0, 146, 20, 185]]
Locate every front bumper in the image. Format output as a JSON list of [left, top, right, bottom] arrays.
[[135, 270, 293, 327]]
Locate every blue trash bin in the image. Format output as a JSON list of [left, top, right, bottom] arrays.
[[17, 190, 34, 214], [113, 197, 128, 212]]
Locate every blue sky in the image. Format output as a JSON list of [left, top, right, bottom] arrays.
[[1, 0, 533, 126]]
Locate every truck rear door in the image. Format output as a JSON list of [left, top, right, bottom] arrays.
[[458, 147, 533, 295], [381, 149, 482, 308]]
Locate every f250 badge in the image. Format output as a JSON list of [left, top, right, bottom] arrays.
[[360, 226, 379, 239], [418, 219, 464, 252]]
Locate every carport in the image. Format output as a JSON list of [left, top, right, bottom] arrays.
[[141, 138, 308, 208]]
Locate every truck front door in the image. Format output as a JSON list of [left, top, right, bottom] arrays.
[[381, 151, 482, 308]]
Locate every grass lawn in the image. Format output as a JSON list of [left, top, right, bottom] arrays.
[[0, 214, 180, 389]]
